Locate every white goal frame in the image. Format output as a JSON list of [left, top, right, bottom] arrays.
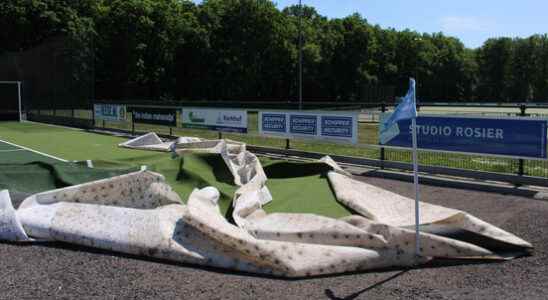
[[0, 81, 22, 122]]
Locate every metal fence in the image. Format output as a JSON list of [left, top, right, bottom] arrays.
[[4, 92, 548, 180], [75, 102, 548, 180], [0, 36, 94, 128]]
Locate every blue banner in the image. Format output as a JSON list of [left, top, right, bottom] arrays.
[[262, 113, 287, 133], [290, 115, 317, 135], [321, 116, 353, 138], [259, 111, 358, 144], [380, 115, 548, 159], [94, 104, 126, 122]]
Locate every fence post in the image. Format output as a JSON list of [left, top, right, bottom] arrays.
[[169, 127, 173, 137], [91, 104, 95, 127], [218, 131, 223, 140], [285, 138, 291, 150], [131, 112, 135, 136], [380, 102, 386, 169], [518, 104, 527, 176]]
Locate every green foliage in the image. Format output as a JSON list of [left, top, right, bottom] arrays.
[[0, 0, 95, 51], [1, 1, 547, 102], [93, 0, 199, 97], [475, 35, 548, 102]]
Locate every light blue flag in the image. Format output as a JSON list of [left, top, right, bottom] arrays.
[[169, 142, 179, 159], [379, 78, 418, 144]]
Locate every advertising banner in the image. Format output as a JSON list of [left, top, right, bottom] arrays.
[[181, 108, 247, 133], [380, 114, 548, 159], [131, 107, 177, 127], [259, 111, 358, 144], [94, 104, 126, 122]]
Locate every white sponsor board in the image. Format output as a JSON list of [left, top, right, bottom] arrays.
[[259, 111, 359, 144], [181, 108, 248, 133], [94, 104, 126, 122]]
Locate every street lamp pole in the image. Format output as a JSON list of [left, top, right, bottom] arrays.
[[298, 0, 303, 110]]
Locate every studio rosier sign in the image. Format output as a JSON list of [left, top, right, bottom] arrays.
[[380, 115, 548, 159]]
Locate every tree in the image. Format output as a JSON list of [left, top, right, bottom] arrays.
[[93, 0, 198, 99], [197, 0, 295, 100], [322, 14, 378, 101], [531, 35, 548, 100], [476, 38, 514, 102], [1, 0, 547, 103]]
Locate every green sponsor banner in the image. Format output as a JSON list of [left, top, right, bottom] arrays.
[[181, 108, 248, 133]]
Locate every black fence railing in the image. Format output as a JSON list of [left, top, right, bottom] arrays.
[[93, 99, 387, 111], [383, 148, 529, 177]]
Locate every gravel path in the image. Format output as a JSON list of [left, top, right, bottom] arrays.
[[2, 176, 547, 300]]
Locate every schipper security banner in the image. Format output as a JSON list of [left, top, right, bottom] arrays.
[[259, 111, 358, 144], [379, 114, 548, 159]]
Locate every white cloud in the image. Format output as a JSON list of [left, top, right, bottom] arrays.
[[440, 16, 491, 32]]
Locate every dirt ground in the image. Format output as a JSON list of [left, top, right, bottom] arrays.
[[1, 176, 547, 300]]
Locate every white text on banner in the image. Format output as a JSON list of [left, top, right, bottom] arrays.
[[259, 111, 358, 144], [94, 104, 126, 122], [181, 108, 248, 133]]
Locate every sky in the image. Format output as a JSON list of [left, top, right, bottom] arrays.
[[193, 0, 547, 48], [276, 0, 547, 48]]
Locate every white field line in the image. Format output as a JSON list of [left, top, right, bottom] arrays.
[[0, 139, 68, 162]]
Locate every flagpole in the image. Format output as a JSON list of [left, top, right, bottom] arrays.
[[298, 0, 303, 110], [379, 77, 420, 258], [411, 104, 420, 259]]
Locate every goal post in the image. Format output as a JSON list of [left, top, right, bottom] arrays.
[[0, 81, 23, 122]]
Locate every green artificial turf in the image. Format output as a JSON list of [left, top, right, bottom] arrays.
[[0, 121, 353, 218], [0, 121, 152, 162], [0, 162, 138, 194], [261, 160, 352, 218], [0, 142, 60, 164], [173, 153, 239, 215]]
